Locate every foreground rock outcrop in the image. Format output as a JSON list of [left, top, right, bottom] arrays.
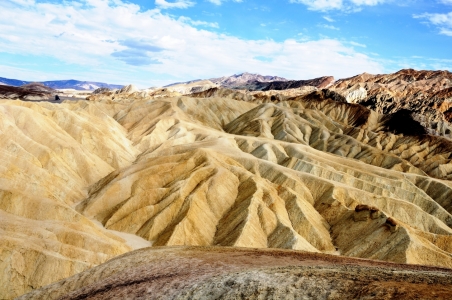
[[2, 76, 452, 298], [20, 247, 452, 300]]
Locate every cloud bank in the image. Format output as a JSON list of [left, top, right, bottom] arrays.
[[415, 11, 452, 36], [0, 0, 384, 87], [289, 0, 389, 12]]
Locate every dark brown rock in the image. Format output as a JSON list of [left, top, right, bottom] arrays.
[[0, 84, 52, 101], [330, 69, 452, 137]]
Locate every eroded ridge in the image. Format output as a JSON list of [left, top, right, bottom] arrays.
[[1, 94, 452, 298]]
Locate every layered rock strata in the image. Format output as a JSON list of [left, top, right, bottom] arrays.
[[330, 69, 452, 137]]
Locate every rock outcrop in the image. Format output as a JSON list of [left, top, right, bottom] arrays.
[[19, 83, 55, 94], [118, 84, 139, 94], [258, 76, 335, 91], [164, 79, 219, 95], [92, 87, 111, 94], [0, 85, 52, 101], [330, 69, 452, 137]]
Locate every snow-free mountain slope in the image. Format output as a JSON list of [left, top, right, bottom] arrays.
[[2, 70, 452, 299], [0, 77, 123, 90], [330, 69, 452, 137]]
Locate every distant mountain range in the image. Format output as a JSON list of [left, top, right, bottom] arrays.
[[164, 72, 335, 94], [210, 72, 288, 89], [0, 77, 123, 90]]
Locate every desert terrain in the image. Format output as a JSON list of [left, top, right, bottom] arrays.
[[1, 69, 452, 299], [20, 247, 452, 300]]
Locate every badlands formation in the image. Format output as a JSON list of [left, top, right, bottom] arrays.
[[1, 69, 452, 299]]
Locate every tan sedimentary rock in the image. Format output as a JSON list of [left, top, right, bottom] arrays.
[[165, 79, 219, 94], [0, 100, 136, 298], [1, 89, 452, 298], [118, 84, 138, 94]]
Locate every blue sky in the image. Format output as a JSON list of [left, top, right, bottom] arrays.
[[1, 0, 451, 87]]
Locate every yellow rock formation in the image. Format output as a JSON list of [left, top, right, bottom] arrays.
[[1, 94, 452, 298]]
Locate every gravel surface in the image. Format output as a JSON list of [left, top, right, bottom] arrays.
[[21, 246, 452, 300]]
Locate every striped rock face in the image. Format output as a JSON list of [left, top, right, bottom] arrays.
[[1, 93, 452, 298]]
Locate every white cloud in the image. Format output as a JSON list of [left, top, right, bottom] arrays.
[[207, 0, 243, 5], [155, 0, 195, 9], [178, 16, 219, 28], [319, 24, 340, 30], [7, 0, 35, 5], [290, 0, 343, 11], [323, 16, 335, 22], [0, 0, 384, 87], [414, 12, 452, 36], [350, 0, 386, 5], [350, 41, 366, 47], [290, 0, 388, 11], [440, 0, 452, 5], [440, 28, 452, 36]]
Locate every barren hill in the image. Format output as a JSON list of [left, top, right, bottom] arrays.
[[20, 247, 452, 300], [0, 84, 52, 101], [329, 69, 452, 137], [2, 71, 452, 299], [210, 72, 288, 88]]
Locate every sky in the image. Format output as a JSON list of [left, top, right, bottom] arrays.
[[1, 0, 452, 87]]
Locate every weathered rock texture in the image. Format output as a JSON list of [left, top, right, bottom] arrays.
[[2, 80, 452, 298], [0, 85, 52, 101], [0, 100, 136, 299], [191, 69, 452, 139], [164, 80, 219, 95], [19, 83, 55, 94], [256, 76, 334, 91], [20, 247, 452, 300], [330, 69, 452, 137]]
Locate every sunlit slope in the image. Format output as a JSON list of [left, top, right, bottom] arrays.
[[79, 96, 452, 264], [0, 100, 136, 299], [1, 95, 452, 298]]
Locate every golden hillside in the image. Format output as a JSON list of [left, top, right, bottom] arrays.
[[2, 91, 452, 298]]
